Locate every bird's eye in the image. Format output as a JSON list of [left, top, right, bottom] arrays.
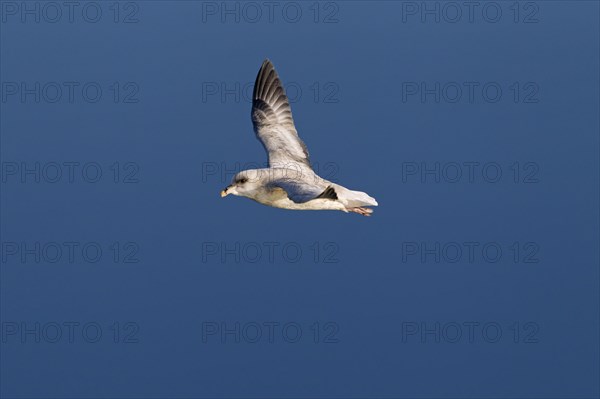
[[238, 178, 248, 184]]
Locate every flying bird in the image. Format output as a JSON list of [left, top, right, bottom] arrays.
[[220, 59, 378, 216]]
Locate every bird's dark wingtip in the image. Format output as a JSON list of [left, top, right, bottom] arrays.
[[316, 186, 338, 201]]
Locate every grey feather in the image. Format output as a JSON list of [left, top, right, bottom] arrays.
[[251, 59, 311, 169], [268, 178, 325, 204]]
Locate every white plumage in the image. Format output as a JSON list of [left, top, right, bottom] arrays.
[[221, 60, 378, 216]]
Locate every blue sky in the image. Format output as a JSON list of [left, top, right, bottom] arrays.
[[1, 1, 599, 397]]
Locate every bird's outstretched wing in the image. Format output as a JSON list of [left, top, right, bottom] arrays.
[[251, 59, 311, 169]]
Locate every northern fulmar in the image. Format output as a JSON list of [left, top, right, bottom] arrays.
[[221, 59, 378, 216]]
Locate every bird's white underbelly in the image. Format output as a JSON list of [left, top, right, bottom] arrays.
[[261, 196, 346, 211]]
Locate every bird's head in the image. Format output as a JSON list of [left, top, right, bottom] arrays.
[[220, 170, 263, 198]]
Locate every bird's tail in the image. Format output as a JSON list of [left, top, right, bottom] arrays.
[[349, 190, 378, 207], [333, 185, 378, 208]]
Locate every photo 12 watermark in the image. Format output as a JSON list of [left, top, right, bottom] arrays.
[[1, 241, 141, 265], [401, 81, 540, 104], [201, 321, 340, 344], [201, 81, 339, 104], [400, 241, 540, 264], [399, 2, 540, 24], [401, 321, 540, 343], [1, 161, 140, 184], [1, 81, 141, 104], [0, 2, 140, 24], [200, 1, 340, 24], [201, 241, 340, 264], [400, 162, 540, 184], [201, 161, 341, 184], [1, 321, 140, 344]]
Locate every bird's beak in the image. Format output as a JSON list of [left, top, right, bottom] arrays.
[[220, 186, 231, 197]]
